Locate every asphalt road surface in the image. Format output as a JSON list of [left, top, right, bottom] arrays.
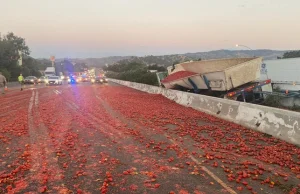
[[0, 82, 299, 194]]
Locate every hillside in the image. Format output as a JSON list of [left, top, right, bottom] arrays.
[[184, 49, 286, 61], [116, 49, 286, 67], [39, 49, 286, 68], [117, 55, 191, 66], [54, 56, 132, 68]]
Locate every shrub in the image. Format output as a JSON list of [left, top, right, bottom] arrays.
[[0, 68, 11, 81], [105, 62, 159, 86]]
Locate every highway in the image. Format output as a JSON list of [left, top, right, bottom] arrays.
[[0, 82, 299, 194]]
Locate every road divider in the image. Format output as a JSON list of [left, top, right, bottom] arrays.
[[109, 79, 300, 147]]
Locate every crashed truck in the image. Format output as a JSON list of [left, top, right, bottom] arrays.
[[156, 57, 272, 102]]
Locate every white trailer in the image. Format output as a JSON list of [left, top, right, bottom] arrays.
[[257, 57, 300, 91], [162, 57, 262, 91], [45, 67, 56, 77], [159, 57, 271, 102]]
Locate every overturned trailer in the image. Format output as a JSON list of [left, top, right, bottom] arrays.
[[159, 57, 271, 102]]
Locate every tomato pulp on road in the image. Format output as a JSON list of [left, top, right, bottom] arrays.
[[0, 83, 299, 194]]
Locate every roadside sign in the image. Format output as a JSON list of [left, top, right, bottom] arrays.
[[50, 56, 55, 62]]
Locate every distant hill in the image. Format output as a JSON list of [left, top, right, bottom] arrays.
[[40, 49, 286, 68], [184, 49, 286, 61], [116, 49, 286, 67], [54, 56, 132, 67], [117, 55, 191, 67]]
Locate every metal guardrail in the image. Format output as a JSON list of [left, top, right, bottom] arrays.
[[255, 80, 300, 85], [254, 91, 300, 98]]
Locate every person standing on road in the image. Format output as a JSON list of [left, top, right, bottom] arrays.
[[18, 73, 24, 91], [0, 72, 7, 94]]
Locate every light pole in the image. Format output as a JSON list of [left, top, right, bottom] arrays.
[[235, 44, 253, 50], [50, 56, 55, 67]]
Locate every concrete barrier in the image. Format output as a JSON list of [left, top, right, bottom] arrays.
[[280, 97, 300, 108], [110, 79, 300, 146], [7, 82, 20, 87]]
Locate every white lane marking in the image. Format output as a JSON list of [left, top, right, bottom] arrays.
[[96, 92, 234, 193], [95, 92, 236, 194], [28, 90, 38, 169], [167, 138, 237, 194], [34, 91, 39, 106], [53, 89, 62, 95], [27, 89, 66, 187], [70, 101, 79, 109], [28, 90, 35, 114]]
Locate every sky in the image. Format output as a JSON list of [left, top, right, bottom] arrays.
[[1, 0, 300, 58]]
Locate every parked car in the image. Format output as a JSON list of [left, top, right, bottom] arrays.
[[24, 76, 38, 84], [46, 76, 63, 85], [38, 76, 47, 83]]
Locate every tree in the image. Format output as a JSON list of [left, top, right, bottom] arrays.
[[4, 32, 30, 56], [0, 39, 18, 68], [282, 50, 300, 59], [0, 39, 20, 80], [22, 56, 42, 77], [21, 66, 30, 77], [105, 62, 159, 86], [147, 64, 166, 72], [0, 68, 11, 81], [37, 59, 52, 70], [0, 32, 42, 80], [73, 62, 88, 72]]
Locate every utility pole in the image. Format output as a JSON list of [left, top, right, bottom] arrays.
[[18, 50, 22, 66]]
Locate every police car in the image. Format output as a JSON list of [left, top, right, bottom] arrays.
[[68, 76, 80, 84]]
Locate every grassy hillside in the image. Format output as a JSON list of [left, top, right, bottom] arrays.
[[40, 49, 286, 68], [116, 49, 286, 67]]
